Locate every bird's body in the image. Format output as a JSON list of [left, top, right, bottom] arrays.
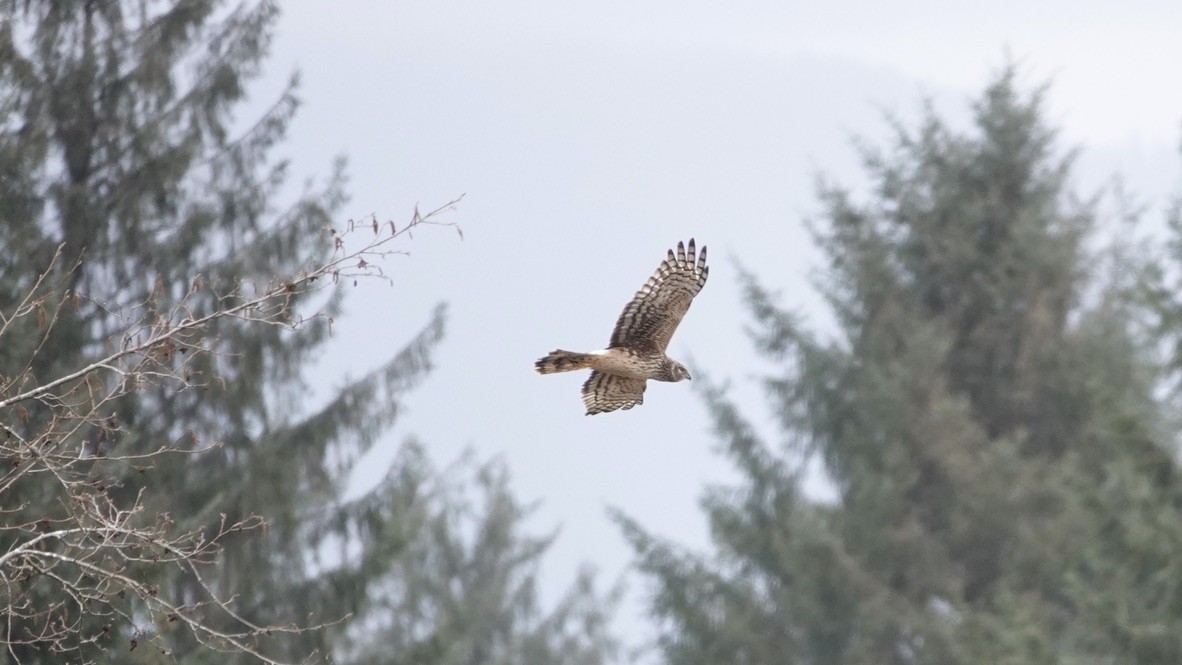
[[535, 239, 709, 415], [536, 348, 681, 381]]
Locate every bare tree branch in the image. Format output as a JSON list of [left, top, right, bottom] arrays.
[[0, 199, 462, 664]]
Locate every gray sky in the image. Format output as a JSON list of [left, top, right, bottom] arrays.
[[260, 0, 1182, 655]]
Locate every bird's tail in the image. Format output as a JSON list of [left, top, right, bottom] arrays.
[[535, 349, 594, 374]]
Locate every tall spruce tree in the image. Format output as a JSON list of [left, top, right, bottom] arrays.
[[0, 3, 615, 664], [619, 68, 1182, 664], [0, 0, 429, 660]]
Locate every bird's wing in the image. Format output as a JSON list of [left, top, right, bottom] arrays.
[[581, 371, 646, 415], [608, 239, 708, 353]]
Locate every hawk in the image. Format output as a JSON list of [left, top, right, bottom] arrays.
[[535, 238, 709, 415]]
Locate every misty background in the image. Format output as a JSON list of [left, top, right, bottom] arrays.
[[245, 0, 1182, 648]]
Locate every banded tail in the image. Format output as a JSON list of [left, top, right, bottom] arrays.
[[535, 349, 594, 374]]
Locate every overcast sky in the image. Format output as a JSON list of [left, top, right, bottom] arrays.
[[258, 1, 1182, 655]]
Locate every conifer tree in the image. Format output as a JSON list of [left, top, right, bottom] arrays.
[[0, 3, 616, 663], [620, 68, 1182, 664]]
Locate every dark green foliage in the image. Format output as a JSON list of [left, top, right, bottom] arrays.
[[622, 68, 1182, 664]]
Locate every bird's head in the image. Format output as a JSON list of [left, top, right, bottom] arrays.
[[669, 360, 692, 382]]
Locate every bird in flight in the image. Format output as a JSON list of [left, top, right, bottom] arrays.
[[535, 239, 709, 415]]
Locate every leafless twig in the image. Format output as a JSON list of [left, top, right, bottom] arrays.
[[0, 199, 462, 664]]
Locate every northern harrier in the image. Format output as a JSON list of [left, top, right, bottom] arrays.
[[535, 239, 708, 415]]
